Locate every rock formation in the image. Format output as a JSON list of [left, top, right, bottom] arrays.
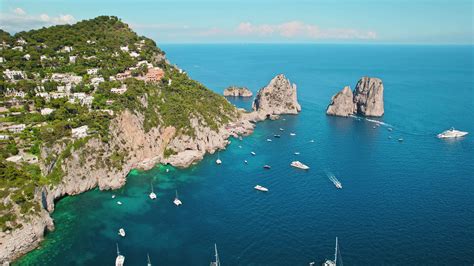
[[326, 86, 355, 117], [252, 74, 301, 119], [326, 77, 384, 117], [223, 86, 253, 97]]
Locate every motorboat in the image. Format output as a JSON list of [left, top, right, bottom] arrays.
[[274, 134, 281, 138], [263, 165, 271, 169], [216, 151, 222, 164], [210, 243, 221, 266], [254, 185, 269, 192], [251, 151, 256, 156], [117, 201, 122, 205], [294, 152, 300, 155], [322, 237, 339, 266], [266, 138, 272, 142], [116, 244, 125, 266], [290, 133, 296, 136], [290, 161, 309, 170], [118, 228, 126, 237], [437, 127, 468, 139]]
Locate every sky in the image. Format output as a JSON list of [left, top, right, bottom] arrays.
[[0, 0, 472, 44]]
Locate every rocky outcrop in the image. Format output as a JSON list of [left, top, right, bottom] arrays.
[[223, 86, 252, 97], [1, 74, 299, 264], [326, 77, 384, 117], [326, 86, 355, 117], [252, 74, 301, 119]]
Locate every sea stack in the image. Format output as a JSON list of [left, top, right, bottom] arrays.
[[326, 77, 384, 117], [252, 74, 301, 117], [223, 86, 253, 97]]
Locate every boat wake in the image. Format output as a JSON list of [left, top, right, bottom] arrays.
[[326, 172, 342, 189], [350, 115, 393, 128]]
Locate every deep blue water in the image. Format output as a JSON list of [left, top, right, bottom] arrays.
[[17, 44, 474, 265]]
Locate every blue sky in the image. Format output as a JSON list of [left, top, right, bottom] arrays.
[[0, 0, 472, 44]]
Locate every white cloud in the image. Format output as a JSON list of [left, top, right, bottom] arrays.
[[13, 8, 26, 16], [0, 8, 76, 33], [236, 21, 377, 40]]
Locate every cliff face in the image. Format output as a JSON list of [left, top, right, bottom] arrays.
[[326, 86, 355, 117], [353, 77, 384, 117], [326, 77, 384, 117], [223, 86, 253, 97], [252, 74, 301, 119]]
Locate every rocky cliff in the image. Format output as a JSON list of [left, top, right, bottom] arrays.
[[252, 74, 301, 120], [223, 86, 253, 97], [326, 77, 384, 117], [1, 74, 300, 263]]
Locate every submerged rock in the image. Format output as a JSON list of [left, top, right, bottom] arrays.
[[326, 77, 384, 117], [223, 86, 253, 97], [252, 74, 301, 118]]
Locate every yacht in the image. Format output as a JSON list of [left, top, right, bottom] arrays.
[[210, 243, 221, 266], [290, 132, 296, 136], [322, 237, 339, 266], [251, 151, 256, 156], [173, 190, 182, 206], [254, 185, 269, 192], [149, 181, 157, 200], [147, 253, 152, 266], [263, 165, 271, 169], [437, 127, 468, 139], [291, 161, 310, 170], [118, 228, 126, 237], [116, 244, 125, 266]]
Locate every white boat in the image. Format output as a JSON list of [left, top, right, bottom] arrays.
[[294, 152, 300, 155], [118, 228, 126, 237], [117, 201, 122, 205], [216, 151, 222, 165], [254, 185, 269, 192], [238, 145, 242, 148], [116, 244, 125, 266], [437, 127, 468, 139], [210, 243, 221, 266], [263, 165, 271, 169], [251, 151, 256, 156], [266, 138, 272, 142], [149, 181, 157, 200], [309, 139, 315, 143], [291, 161, 309, 170], [147, 253, 152, 266], [388, 127, 393, 131], [328, 174, 342, 189], [322, 237, 339, 266], [398, 138, 404, 142], [279, 128, 284, 131], [166, 169, 170, 173], [173, 190, 182, 206], [112, 195, 116, 199], [244, 160, 248, 164], [290, 132, 296, 136]]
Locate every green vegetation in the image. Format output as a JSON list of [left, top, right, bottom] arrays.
[[0, 16, 237, 230]]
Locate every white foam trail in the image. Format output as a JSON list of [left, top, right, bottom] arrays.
[[364, 118, 393, 127]]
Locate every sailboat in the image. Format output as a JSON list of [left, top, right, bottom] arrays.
[[147, 253, 152, 266], [173, 190, 182, 206], [210, 243, 221, 266], [216, 150, 222, 165], [149, 181, 157, 200], [115, 243, 125, 266], [322, 237, 339, 266]]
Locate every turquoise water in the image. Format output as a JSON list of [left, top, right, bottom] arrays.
[[17, 45, 474, 265]]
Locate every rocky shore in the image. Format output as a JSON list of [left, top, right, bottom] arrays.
[[0, 74, 301, 264], [326, 77, 384, 117], [223, 86, 253, 97]]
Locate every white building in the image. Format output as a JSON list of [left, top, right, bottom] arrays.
[[51, 73, 82, 85], [16, 38, 27, 45], [36, 92, 50, 100], [72, 125, 88, 139], [129, 51, 140, 58], [0, 134, 9, 140], [69, 55, 77, 63], [41, 108, 54, 115], [90, 77, 104, 87], [12, 46, 23, 51], [8, 124, 26, 133], [87, 68, 99, 75], [110, 84, 128, 94], [3, 70, 26, 81], [40, 55, 49, 61], [23, 54, 31, 60], [120, 45, 129, 52], [50, 92, 67, 99], [62, 46, 73, 53], [0, 57, 4, 63]]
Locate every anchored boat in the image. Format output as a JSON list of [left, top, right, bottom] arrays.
[[173, 190, 182, 206], [216, 151, 222, 165], [118, 228, 126, 237], [254, 185, 269, 192], [437, 127, 468, 138], [291, 161, 309, 170], [115, 244, 125, 266], [149, 181, 157, 200]]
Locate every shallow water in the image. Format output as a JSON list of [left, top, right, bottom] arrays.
[[16, 44, 474, 265]]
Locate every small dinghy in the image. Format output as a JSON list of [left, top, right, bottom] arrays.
[[263, 165, 271, 169], [244, 160, 248, 164], [290, 133, 296, 136], [274, 134, 281, 138], [117, 201, 122, 205], [266, 138, 272, 142], [118, 228, 126, 237]]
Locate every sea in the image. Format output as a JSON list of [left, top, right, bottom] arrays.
[[16, 44, 474, 265]]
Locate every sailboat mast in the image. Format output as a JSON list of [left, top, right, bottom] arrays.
[[334, 237, 338, 265], [214, 243, 220, 266]]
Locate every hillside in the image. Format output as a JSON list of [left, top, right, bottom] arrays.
[[0, 15, 238, 243]]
